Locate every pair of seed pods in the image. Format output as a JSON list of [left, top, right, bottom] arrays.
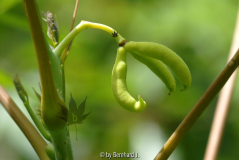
[[112, 41, 191, 112]]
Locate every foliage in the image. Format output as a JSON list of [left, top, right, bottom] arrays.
[[59, 94, 91, 125]]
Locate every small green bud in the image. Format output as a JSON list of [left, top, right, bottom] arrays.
[[13, 74, 28, 103], [42, 11, 59, 46]]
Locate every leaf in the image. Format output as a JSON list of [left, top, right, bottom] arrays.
[[32, 87, 41, 102], [78, 111, 92, 123], [69, 93, 77, 113], [58, 94, 91, 125], [77, 97, 87, 116], [58, 103, 68, 118], [67, 113, 74, 125]]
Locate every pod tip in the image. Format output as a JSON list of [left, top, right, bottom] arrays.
[[134, 95, 146, 112]]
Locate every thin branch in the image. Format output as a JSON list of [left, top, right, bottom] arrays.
[[204, 7, 239, 160], [54, 21, 124, 57], [14, 75, 51, 142], [61, 0, 80, 100], [0, 85, 49, 160], [154, 48, 239, 160], [70, 0, 80, 32], [60, 0, 80, 62]]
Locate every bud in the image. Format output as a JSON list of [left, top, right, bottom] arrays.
[[13, 74, 28, 103], [42, 11, 59, 46]]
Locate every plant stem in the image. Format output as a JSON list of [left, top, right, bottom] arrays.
[[154, 48, 239, 160], [14, 74, 51, 141], [0, 85, 49, 160], [61, 64, 66, 101], [24, 101, 52, 141], [61, 0, 80, 100], [54, 21, 125, 57], [60, 0, 79, 62], [24, 0, 58, 100], [70, 0, 80, 32], [204, 7, 239, 160], [24, 0, 73, 159]]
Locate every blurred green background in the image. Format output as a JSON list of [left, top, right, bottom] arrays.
[[0, 0, 239, 159]]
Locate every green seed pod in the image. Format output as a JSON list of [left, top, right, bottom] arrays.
[[124, 41, 191, 90], [129, 52, 176, 94], [112, 47, 146, 112]]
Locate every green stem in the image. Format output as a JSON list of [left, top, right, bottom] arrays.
[[54, 21, 126, 58], [23, 101, 52, 141], [0, 86, 49, 160], [154, 48, 239, 160], [24, 0, 58, 100], [61, 63, 66, 101], [59, 0, 80, 63], [24, 0, 73, 159], [14, 75, 51, 141]]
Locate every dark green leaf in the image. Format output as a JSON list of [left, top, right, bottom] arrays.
[[58, 103, 68, 118], [78, 111, 92, 123], [59, 94, 91, 125], [32, 87, 41, 102], [77, 97, 87, 116], [69, 93, 77, 113]]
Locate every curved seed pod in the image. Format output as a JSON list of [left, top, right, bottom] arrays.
[[129, 52, 176, 94], [124, 41, 191, 90], [112, 47, 146, 112]]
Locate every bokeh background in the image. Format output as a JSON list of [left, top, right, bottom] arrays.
[[0, 0, 239, 159]]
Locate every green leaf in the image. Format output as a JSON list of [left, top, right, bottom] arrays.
[[58, 103, 68, 120], [77, 97, 87, 116], [32, 87, 41, 102], [69, 93, 77, 113], [78, 111, 92, 123], [59, 94, 91, 125]]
